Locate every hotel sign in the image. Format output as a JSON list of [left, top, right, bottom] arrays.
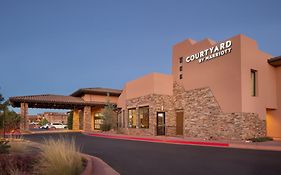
[[185, 40, 232, 63]]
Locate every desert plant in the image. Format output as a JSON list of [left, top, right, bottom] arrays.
[[0, 154, 36, 175], [38, 137, 83, 175], [38, 118, 49, 126], [9, 141, 29, 153], [101, 94, 117, 131], [0, 138, 10, 154]]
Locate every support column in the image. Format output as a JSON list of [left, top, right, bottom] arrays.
[[72, 109, 80, 130], [20, 103, 29, 131], [83, 106, 92, 131]]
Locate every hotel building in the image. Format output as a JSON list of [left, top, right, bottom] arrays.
[[9, 34, 281, 140]]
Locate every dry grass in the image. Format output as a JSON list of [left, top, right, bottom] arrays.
[[6, 135, 31, 153], [9, 141, 30, 153], [38, 137, 83, 175]]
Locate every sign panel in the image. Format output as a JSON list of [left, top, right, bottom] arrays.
[[185, 40, 232, 64]]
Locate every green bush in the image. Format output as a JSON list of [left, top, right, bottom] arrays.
[[100, 123, 111, 131], [248, 137, 273, 142], [100, 94, 117, 131], [38, 118, 48, 126], [0, 139, 10, 154]]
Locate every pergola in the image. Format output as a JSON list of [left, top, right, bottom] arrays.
[[9, 94, 108, 131]]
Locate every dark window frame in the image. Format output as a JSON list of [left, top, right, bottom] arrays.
[[251, 69, 257, 96], [128, 108, 137, 128], [139, 106, 149, 129]]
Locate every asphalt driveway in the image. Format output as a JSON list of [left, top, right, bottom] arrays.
[[24, 132, 281, 175]]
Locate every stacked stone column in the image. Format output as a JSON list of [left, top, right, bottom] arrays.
[[83, 106, 92, 132], [72, 109, 80, 130], [20, 103, 29, 131]]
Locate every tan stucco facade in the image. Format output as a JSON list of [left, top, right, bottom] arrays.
[[116, 34, 281, 139], [267, 67, 281, 137], [11, 34, 281, 139]]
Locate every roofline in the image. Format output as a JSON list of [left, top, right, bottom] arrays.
[[9, 94, 114, 109], [71, 88, 122, 97], [268, 56, 281, 67]]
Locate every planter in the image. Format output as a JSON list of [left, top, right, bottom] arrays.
[[81, 154, 120, 175]]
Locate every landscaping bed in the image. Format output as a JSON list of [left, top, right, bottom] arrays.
[[0, 136, 89, 175]]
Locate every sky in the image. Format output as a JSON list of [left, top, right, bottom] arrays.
[[0, 0, 281, 114]]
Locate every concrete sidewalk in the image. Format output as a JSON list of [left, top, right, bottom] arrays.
[[84, 131, 281, 151]]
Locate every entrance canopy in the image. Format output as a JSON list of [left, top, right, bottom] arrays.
[[9, 94, 106, 109]]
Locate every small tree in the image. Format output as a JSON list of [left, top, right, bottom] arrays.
[[100, 94, 116, 131], [0, 95, 21, 131], [39, 118, 49, 126]]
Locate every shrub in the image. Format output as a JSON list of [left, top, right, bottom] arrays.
[[0, 138, 10, 154], [100, 123, 112, 131], [101, 94, 117, 131], [38, 137, 83, 175], [0, 154, 36, 175], [38, 118, 49, 126], [248, 137, 273, 142], [9, 141, 29, 153]]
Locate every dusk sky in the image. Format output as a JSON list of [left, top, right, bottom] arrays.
[[1, 0, 280, 114]]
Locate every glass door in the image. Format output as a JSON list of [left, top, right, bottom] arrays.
[[157, 112, 165, 135]]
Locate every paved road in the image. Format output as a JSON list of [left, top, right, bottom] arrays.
[[24, 132, 281, 175]]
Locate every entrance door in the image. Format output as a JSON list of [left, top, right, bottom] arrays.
[[176, 112, 183, 135], [157, 112, 165, 135]]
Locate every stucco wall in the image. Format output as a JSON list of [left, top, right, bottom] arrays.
[[117, 73, 173, 107], [172, 34, 278, 120], [82, 94, 118, 103], [172, 35, 242, 113], [267, 66, 281, 138], [240, 35, 277, 120]]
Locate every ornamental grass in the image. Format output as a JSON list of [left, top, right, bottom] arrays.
[[38, 137, 83, 175]]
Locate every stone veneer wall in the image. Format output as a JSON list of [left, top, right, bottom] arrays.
[[117, 82, 266, 140], [118, 94, 175, 136], [173, 82, 266, 140]]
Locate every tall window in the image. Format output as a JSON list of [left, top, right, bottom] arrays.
[[94, 113, 103, 130], [128, 108, 136, 128], [122, 110, 125, 128], [251, 69, 257, 96], [117, 112, 122, 128], [139, 106, 149, 128]]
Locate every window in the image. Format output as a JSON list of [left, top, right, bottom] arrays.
[[251, 69, 257, 96], [128, 108, 136, 128], [179, 57, 183, 63], [139, 106, 149, 128], [122, 110, 125, 128], [179, 74, 183, 79], [117, 112, 122, 128], [94, 113, 103, 130], [179, 66, 183, 72]]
